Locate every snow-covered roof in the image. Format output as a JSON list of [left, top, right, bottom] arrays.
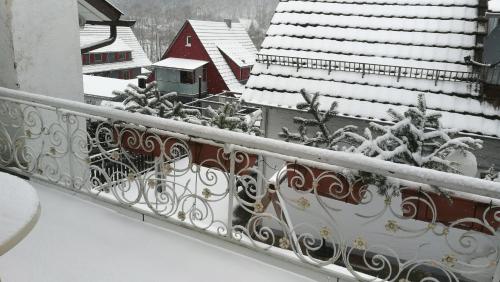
[[153, 57, 209, 70], [80, 25, 152, 74], [488, 0, 500, 14], [188, 20, 257, 93], [81, 37, 132, 54], [83, 75, 136, 99], [242, 0, 500, 138], [218, 42, 256, 68]]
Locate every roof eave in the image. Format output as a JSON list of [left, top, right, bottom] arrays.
[[80, 0, 123, 22], [486, 11, 500, 18]]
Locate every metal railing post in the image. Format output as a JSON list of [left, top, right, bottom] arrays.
[[227, 145, 236, 239], [65, 113, 75, 190]]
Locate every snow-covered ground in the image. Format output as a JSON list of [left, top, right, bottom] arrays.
[[0, 181, 314, 282]]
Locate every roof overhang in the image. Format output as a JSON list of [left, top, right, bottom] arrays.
[[78, 0, 136, 54], [153, 57, 209, 71], [78, 0, 123, 22], [486, 11, 500, 18]]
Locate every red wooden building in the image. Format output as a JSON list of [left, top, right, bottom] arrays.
[[153, 20, 257, 99]]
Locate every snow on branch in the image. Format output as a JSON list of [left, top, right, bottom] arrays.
[[281, 90, 484, 196]]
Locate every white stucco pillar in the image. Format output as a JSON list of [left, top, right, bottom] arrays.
[[0, 0, 83, 101]]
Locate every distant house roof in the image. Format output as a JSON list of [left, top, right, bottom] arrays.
[[153, 57, 209, 71], [218, 42, 255, 68], [186, 20, 257, 92], [83, 74, 136, 99], [242, 0, 500, 138], [80, 25, 151, 74], [81, 37, 132, 53], [488, 0, 500, 16], [77, 0, 123, 23]]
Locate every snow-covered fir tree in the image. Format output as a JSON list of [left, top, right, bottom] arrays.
[[281, 89, 483, 195], [112, 81, 203, 124], [204, 101, 262, 135], [279, 89, 356, 147], [485, 165, 500, 182]]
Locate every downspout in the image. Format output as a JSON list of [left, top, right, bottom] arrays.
[[80, 23, 117, 54]]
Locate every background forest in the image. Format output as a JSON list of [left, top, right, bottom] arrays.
[[109, 0, 278, 61]]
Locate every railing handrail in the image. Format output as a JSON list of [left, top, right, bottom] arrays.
[[1, 85, 500, 199], [257, 54, 480, 83]]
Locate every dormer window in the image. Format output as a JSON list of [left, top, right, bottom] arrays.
[[186, 36, 192, 47]]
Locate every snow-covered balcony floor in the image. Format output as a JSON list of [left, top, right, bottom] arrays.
[[0, 180, 313, 282]]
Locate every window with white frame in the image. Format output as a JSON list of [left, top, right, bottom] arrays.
[[186, 36, 192, 47]]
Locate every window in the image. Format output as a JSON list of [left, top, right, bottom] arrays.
[[186, 36, 192, 47], [94, 53, 103, 63], [180, 71, 194, 84], [116, 52, 126, 61]]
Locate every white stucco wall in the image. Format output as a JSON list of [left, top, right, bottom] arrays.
[[0, 0, 19, 89], [0, 0, 83, 101]]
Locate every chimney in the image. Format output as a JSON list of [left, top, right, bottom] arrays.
[[137, 75, 147, 88], [224, 19, 232, 29]]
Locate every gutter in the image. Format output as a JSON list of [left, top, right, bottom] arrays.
[[80, 20, 135, 54]]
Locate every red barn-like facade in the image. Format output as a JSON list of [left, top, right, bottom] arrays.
[[158, 20, 257, 95]]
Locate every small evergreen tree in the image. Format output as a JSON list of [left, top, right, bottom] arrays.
[[112, 81, 203, 123], [205, 101, 262, 135], [339, 94, 483, 172], [485, 165, 499, 182], [280, 89, 483, 196], [279, 89, 356, 148]]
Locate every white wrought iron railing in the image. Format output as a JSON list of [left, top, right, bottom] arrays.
[[1, 86, 500, 282]]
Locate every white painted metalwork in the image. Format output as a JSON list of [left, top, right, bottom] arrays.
[[1, 86, 500, 282]]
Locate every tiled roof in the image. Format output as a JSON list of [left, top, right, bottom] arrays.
[[188, 20, 257, 93], [218, 42, 256, 67], [80, 25, 151, 74], [242, 0, 500, 137], [489, 0, 500, 12]]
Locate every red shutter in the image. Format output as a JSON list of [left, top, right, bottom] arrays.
[[89, 54, 95, 64], [125, 52, 130, 60], [102, 53, 108, 63], [115, 53, 120, 61], [81, 55, 86, 65]]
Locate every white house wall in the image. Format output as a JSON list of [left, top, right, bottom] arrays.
[[6, 0, 83, 101]]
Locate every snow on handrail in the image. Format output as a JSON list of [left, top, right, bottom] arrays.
[[1, 86, 499, 199]]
